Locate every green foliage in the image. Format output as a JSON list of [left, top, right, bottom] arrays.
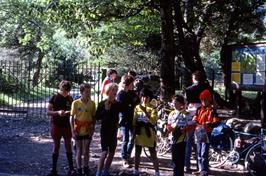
[[0, 0, 266, 93], [101, 44, 159, 72], [0, 86, 55, 105], [240, 54, 256, 73], [80, 8, 160, 65], [202, 0, 266, 47], [41, 30, 87, 86], [0, 63, 55, 105], [201, 50, 223, 80], [0, 70, 22, 93], [0, 0, 92, 88]]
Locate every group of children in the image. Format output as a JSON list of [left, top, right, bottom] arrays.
[[47, 70, 220, 176]]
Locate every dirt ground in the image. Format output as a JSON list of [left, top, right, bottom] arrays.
[[0, 114, 249, 176]]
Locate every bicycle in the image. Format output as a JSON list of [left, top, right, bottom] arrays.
[[208, 121, 234, 168], [207, 109, 237, 168], [143, 101, 173, 159], [212, 127, 266, 176], [244, 128, 266, 176]]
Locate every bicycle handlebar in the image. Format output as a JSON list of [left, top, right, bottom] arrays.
[[233, 129, 259, 137]]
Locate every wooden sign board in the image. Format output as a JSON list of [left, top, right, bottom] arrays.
[[226, 43, 266, 91]]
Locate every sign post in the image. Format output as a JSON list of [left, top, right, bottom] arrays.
[[226, 42, 266, 126]]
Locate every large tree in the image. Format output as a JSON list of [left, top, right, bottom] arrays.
[[1, 0, 265, 100]]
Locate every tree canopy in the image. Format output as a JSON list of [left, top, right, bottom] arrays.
[[0, 0, 266, 100]]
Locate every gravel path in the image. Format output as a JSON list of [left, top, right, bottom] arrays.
[[0, 114, 249, 176]]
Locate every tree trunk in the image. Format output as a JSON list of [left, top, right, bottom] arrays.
[[159, 0, 175, 101], [220, 0, 240, 101], [32, 50, 44, 86], [173, 1, 206, 86]]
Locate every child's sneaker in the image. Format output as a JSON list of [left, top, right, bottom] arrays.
[[122, 160, 130, 168]]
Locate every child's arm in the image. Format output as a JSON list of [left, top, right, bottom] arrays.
[[132, 106, 138, 137], [190, 107, 200, 125], [88, 120, 96, 139], [148, 107, 157, 125], [206, 108, 220, 127], [69, 115, 76, 137], [138, 104, 151, 120], [89, 102, 97, 138], [95, 102, 106, 121], [166, 111, 174, 132], [47, 103, 65, 117]]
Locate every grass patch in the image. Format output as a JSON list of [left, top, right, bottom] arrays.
[[0, 93, 23, 104], [0, 86, 57, 106], [241, 91, 258, 99]]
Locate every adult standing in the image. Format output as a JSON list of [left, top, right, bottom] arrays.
[[47, 80, 75, 176], [185, 71, 211, 115], [100, 69, 117, 100], [116, 75, 138, 167]]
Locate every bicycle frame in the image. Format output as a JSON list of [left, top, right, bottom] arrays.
[[226, 130, 259, 165], [244, 128, 266, 176]]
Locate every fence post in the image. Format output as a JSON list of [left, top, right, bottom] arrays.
[[102, 68, 107, 82], [97, 63, 101, 102], [27, 59, 31, 118], [261, 91, 266, 128], [211, 69, 215, 90]]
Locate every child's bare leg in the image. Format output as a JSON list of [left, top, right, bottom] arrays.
[[51, 135, 61, 172], [63, 133, 75, 172], [52, 136, 61, 154], [76, 140, 83, 169], [149, 147, 159, 172], [97, 151, 107, 172], [134, 145, 142, 171], [83, 139, 90, 167], [104, 151, 115, 172]]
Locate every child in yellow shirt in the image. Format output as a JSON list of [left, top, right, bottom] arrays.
[[70, 83, 96, 175], [133, 87, 160, 176]]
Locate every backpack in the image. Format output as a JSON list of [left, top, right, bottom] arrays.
[[210, 122, 233, 150]]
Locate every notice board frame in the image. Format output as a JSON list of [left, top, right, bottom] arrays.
[[225, 42, 266, 92]]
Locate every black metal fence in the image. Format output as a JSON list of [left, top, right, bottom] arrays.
[[0, 59, 102, 118]]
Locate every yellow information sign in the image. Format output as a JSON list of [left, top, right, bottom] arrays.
[[231, 62, 240, 71], [231, 73, 241, 84]]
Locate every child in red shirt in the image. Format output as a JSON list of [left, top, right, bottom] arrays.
[[191, 89, 219, 176]]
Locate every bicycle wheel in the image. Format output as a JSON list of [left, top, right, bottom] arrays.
[[156, 135, 171, 156], [143, 136, 171, 160], [143, 147, 151, 159], [244, 143, 266, 176], [209, 136, 233, 168]]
